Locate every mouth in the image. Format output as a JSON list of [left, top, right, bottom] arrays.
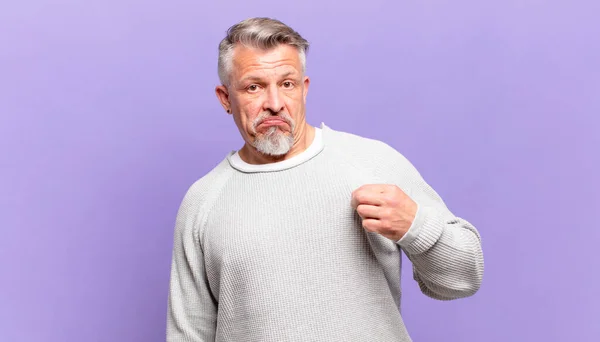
[[257, 118, 289, 130]]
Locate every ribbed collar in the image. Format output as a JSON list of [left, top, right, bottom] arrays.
[[227, 122, 327, 173]]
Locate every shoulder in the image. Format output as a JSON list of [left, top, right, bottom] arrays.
[[175, 157, 234, 225], [322, 125, 426, 191], [323, 124, 414, 168]]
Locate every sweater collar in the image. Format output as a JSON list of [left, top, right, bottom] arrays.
[[227, 122, 327, 173]]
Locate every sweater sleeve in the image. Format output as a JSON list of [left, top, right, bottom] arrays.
[[167, 189, 217, 341], [381, 145, 484, 301]]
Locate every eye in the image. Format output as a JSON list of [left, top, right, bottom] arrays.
[[247, 84, 260, 93], [282, 81, 294, 89]]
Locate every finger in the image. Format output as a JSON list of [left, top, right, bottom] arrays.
[[350, 194, 359, 209], [353, 184, 388, 195], [351, 190, 385, 207], [361, 218, 382, 233], [356, 204, 383, 219]]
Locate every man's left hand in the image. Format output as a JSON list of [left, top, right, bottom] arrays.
[[351, 184, 418, 242]]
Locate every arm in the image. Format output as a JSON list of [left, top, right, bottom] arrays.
[[395, 158, 484, 300], [167, 192, 217, 341], [353, 142, 484, 300], [396, 199, 484, 300]]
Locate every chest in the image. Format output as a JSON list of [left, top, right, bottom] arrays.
[[199, 165, 395, 297], [202, 171, 362, 262]]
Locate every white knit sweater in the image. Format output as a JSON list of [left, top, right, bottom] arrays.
[[167, 123, 484, 341]]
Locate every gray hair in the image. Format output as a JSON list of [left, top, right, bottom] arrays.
[[217, 17, 310, 86]]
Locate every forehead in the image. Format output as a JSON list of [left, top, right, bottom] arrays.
[[231, 44, 302, 79]]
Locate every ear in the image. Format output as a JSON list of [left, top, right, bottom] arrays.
[[215, 85, 232, 114], [302, 76, 310, 102]]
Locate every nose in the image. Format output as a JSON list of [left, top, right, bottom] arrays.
[[263, 85, 285, 114]]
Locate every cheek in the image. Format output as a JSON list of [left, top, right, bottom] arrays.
[[284, 95, 302, 113], [239, 101, 262, 125]]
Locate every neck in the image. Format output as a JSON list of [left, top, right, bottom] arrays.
[[239, 123, 315, 165]]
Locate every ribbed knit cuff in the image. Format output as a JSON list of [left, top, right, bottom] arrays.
[[395, 205, 445, 254]]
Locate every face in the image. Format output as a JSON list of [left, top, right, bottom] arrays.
[[216, 44, 310, 157]]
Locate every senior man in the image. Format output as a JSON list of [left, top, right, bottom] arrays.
[[167, 17, 484, 342]]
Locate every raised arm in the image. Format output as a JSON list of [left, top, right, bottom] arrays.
[[395, 154, 484, 300], [396, 187, 484, 300], [352, 143, 484, 300]]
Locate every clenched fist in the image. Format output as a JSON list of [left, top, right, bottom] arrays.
[[351, 184, 418, 242]]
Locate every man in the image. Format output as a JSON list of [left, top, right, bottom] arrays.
[[167, 17, 484, 342]]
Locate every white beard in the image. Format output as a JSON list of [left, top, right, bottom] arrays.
[[250, 112, 296, 156], [252, 126, 295, 156]]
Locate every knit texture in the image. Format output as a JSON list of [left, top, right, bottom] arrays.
[[167, 123, 484, 342]]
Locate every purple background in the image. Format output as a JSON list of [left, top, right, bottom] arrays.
[[2, 1, 599, 341]]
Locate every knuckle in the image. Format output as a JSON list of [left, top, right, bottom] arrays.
[[361, 221, 371, 230], [356, 204, 365, 215], [384, 208, 395, 218], [354, 185, 366, 193], [356, 193, 367, 203], [384, 194, 396, 205]]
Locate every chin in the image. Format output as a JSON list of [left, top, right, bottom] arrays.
[[252, 129, 295, 156]]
